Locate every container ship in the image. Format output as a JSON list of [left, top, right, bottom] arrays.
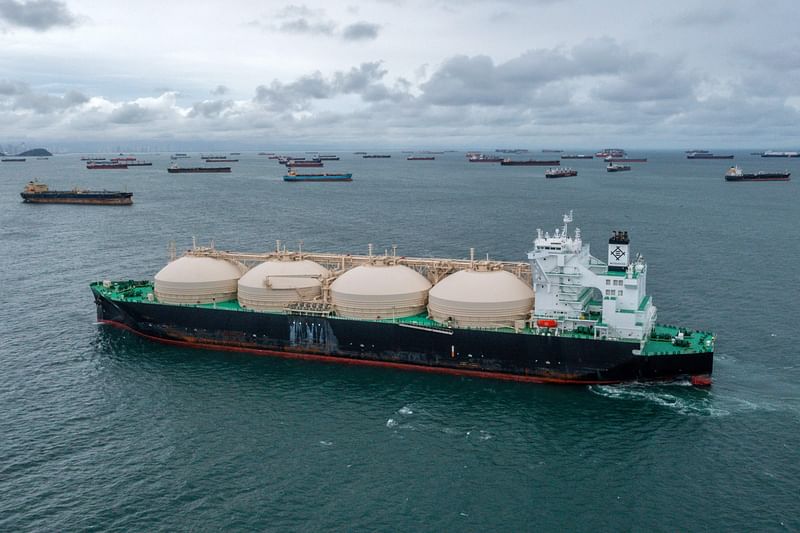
[[21, 181, 132, 205], [724, 166, 790, 182], [562, 154, 594, 160], [91, 213, 714, 386]]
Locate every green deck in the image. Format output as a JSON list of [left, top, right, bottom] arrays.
[[92, 281, 713, 356]]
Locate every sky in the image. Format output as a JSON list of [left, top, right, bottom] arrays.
[[0, 0, 799, 150]]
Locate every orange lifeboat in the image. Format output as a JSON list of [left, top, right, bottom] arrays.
[[537, 319, 558, 328]]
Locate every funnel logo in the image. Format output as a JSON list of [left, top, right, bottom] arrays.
[[611, 246, 626, 261]]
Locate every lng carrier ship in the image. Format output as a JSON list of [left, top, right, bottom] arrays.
[[91, 213, 714, 385]]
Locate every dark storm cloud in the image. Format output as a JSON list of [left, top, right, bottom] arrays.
[[0, 0, 77, 30], [341, 21, 380, 41], [0, 79, 88, 112]]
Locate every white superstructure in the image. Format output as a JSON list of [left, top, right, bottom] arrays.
[[527, 211, 656, 342]]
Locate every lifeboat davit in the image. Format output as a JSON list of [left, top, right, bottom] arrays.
[[537, 319, 558, 328]]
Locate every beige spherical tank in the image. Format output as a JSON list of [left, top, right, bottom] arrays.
[[238, 259, 330, 311], [331, 264, 432, 319], [154, 256, 245, 304], [428, 270, 534, 327]]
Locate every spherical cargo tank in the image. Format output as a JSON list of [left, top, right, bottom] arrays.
[[238, 259, 330, 311], [428, 269, 534, 327], [330, 263, 432, 319], [154, 255, 245, 304]]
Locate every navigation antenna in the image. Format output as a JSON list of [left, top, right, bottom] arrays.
[[562, 210, 574, 235]]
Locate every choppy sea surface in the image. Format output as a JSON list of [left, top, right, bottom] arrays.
[[1, 150, 798, 531]]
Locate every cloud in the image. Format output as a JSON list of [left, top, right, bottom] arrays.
[[254, 61, 404, 110], [0, 79, 88, 112], [341, 21, 380, 41], [1, 35, 796, 148], [253, 4, 379, 41], [419, 38, 691, 107], [277, 17, 335, 35], [0, 0, 77, 30], [188, 99, 234, 118], [107, 92, 180, 124]]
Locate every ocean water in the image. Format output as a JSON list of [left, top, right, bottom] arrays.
[[1, 151, 798, 531]]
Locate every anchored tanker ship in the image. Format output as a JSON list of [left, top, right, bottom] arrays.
[[91, 213, 714, 385]]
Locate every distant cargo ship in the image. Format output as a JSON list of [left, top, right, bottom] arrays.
[[318, 155, 340, 160], [545, 167, 577, 178], [468, 154, 504, 163], [363, 154, 391, 158], [724, 166, 790, 182], [501, 159, 560, 166], [167, 164, 231, 173], [686, 153, 734, 159], [126, 161, 153, 166], [284, 170, 353, 182], [407, 156, 435, 160], [20, 181, 132, 205], [205, 158, 238, 163], [761, 151, 799, 158], [2, 158, 26, 162], [562, 154, 593, 159], [605, 157, 648, 163], [87, 162, 128, 169], [606, 164, 631, 172], [595, 148, 626, 158], [287, 160, 324, 167]]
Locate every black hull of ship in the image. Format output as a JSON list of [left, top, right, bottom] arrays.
[[725, 174, 790, 182], [21, 192, 133, 205], [167, 167, 231, 173], [501, 160, 560, 166], [93, 290, 713, 385]]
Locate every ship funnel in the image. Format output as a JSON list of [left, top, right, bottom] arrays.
[[608, 230, 631, 271]]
